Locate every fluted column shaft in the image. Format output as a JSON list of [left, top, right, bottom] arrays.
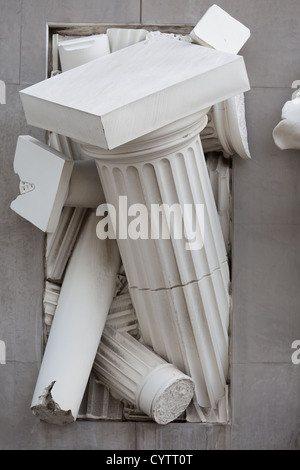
[[81, 110, 230, 409], [94, 326, 194, 425]]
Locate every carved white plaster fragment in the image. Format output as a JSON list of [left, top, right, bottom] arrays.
[[11, 133, 105, 236], [19, 180, 35, 194], [0, 340, 6, 365], [273, 92, 300, 150], [106, 28, 148, 52], [43, 281, 61, 338], [187, 384, 229, 423], [201, 93, 251, 159], [46, 207, 86, 282], [0, 80, 6, 104], [106, 292, 139, 338], [206, 152, 232, 255], [93, 326, 194, 425], [78, 372, 123, 421], [20, 36, 249, 149], [190, 4, 250, 54], [58, 34, 111, 72], [145, 30, 192, 43], [11, 136, 74, 232], [31, 210, 121, 424]]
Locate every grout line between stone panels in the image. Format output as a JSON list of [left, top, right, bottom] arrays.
[[19, 0, 24, 86], [2, 360, 42, 365], [250, 86, 297, 90], [234, 222, 300, 227], [232, 362, 294, 365], [140, 0, 142, 24]]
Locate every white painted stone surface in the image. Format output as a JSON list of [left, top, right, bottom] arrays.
[[78, 372, 124, 421], [206, 153, 231, 255], [190, 4, 250, 54], [93, 325, 195, 425], [43, 281, 60, 326], [0, 340, 6, 365], [46, 207, 86, 282], [64, 160, 105, 208], [106, 28, 148, 52], [31, 210, 121, 424], [273, 92, 300, 150], [88, 111, 230, 411], [58, 34, 111, 72], [10, 136, 74, 232], [106, 292, 139, 338], [20, 36, 250, 149], [201, 93, 251, 159], [13, 24, 250, 426]]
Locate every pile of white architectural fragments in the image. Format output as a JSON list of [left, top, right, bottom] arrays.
[[11, 5, 252, 425]]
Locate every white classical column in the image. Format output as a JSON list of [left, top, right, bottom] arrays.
[[31, 210, 121, 424], [81, 110, 230, 411], [206, 152, 232, 255], [93, 325, 194, 425]]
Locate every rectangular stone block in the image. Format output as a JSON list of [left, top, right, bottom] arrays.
[[190, 4, 250, 54], [20, 36, 250, 149]]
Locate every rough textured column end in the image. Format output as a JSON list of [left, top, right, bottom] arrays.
[[31, 381, 74, 425]]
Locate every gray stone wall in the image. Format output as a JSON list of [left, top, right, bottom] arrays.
[[0, 0, 300, 450]]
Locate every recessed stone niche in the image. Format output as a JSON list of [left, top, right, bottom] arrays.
[[10, 10, 251, 425]]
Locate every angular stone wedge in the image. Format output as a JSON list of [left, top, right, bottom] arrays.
[[10, 135, 74, 232]]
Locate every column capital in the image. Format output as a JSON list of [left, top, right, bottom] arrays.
[[78, 110, 209, 163]]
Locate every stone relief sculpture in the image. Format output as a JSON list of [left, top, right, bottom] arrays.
[[273, 90, 300, 150], [10, 5, 251, 425]]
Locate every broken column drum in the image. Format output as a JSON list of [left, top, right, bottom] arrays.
[[94, 325, 195, 425], [80, 110, 231, 410]]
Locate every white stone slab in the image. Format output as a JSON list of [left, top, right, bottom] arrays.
[[190, 4, 250, 54], [20, 36, 250, 149], [58, 34, 111, 72], [10, 135, 74, 232]]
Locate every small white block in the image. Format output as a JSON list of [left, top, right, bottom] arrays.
[[190, 4, 250, 54], [11, 136, 74, 232], [58, 34, 111, 72]]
